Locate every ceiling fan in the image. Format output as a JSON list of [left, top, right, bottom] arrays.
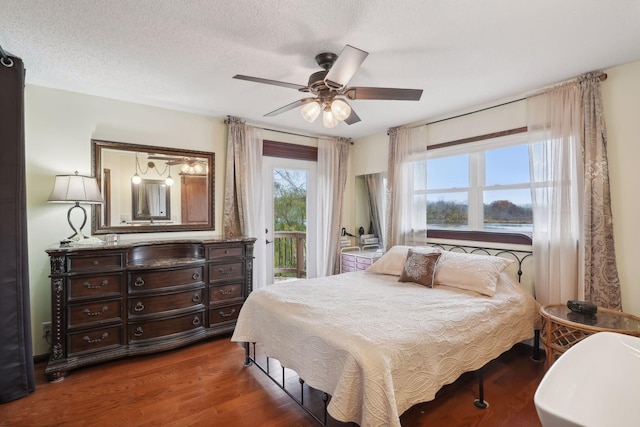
[[233, 45, 423, 128]]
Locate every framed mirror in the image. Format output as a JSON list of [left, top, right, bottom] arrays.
[[91, 139, 215, 234]]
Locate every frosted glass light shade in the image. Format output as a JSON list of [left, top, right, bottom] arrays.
[[301, 101, 321, 122], [323, 109, 339, 128], [165, 175, 174, 186], [131, 173, 142, 184], [330, 99, 351, 121]]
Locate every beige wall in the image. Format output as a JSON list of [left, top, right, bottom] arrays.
[[349, 59, 640, 317], [25, 86, 228, 355], [601, 60, 640, 317]]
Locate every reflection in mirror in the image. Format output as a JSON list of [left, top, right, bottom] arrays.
[[92, 139, 215, 234], [132, 179, 171, 221], [355, 173, 387, 248]]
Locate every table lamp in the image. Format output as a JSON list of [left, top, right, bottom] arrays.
[[47, 171, 104, 245]]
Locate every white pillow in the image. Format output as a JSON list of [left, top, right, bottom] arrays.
[[366, 245, 440, 276], [434, 251, 514, 297]]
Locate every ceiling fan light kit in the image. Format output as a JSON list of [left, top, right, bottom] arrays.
[[301, 100, 322, 123], [233, 44, 423, 128]]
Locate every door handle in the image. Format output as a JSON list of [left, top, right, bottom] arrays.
[[266, 239, 272, 244]]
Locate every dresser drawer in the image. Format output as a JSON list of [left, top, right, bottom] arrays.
[[68, 273, 123, 301], [342, 265, 356, 273], [128, 288, 204, 317], [67, 299, 122, 329], [129, 265, 205, 292], [209, 283, 243, 304], [128, 311, 204, 343], [209, 304, 242, 326], [68, 325, 122, 356], [356, 257, 373, 269], [207, 245, 244, 259], [68, 253, 124, 272], [342, 254, 356, 267], [209, 262, 244, 282]]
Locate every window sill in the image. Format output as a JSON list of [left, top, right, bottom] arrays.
[[427, 229, 532, 245]]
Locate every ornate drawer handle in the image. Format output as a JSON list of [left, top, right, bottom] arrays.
[[83, 279, 108, 289], [134, 327, 144, 337], [218, 267, 232, 275], [219, 308, 236, 318], [83, 332, 109, 344], [192, 316, 201, 326], [192, 271, 200, 280], [83, 306, 108, 317], [192, 293, 201, 302], [92, 260, 99, 266], [134, 301, 145, 312], [134, 277, 145, 287], [219, 288, 234, 296]]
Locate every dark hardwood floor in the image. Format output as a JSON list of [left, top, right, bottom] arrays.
[[1, 335, 545, 427]]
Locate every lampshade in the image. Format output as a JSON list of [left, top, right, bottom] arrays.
[[48, 172, 104, 204], [301, 101, 322, 123], [330, 99, 351, 121], [322, 108, 339, 128]]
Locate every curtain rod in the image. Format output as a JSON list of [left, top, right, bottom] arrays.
[[224, 116, 353, 143], [393, 73, 608, 134]]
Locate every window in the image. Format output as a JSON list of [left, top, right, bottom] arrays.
[[412, 133, 532, 234]]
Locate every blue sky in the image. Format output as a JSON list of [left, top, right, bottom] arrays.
[[426, 144, 532, 206]]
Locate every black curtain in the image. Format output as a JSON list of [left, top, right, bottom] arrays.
[[0, 52, 35, 402]]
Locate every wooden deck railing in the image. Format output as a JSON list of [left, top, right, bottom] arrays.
[[273, 231, 306, 279]]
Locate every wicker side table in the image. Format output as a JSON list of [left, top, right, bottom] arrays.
[[540, 304, 640, 369]]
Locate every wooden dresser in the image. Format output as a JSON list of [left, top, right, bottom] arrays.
[[45, 238, 255, 381]]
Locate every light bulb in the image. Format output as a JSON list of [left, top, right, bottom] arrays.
[[300, 101, 321, 123], [330, 99, 351, 121], [165, 175, 174, 186], [132, 173, 141, 184], [323, 109, 339, 128]]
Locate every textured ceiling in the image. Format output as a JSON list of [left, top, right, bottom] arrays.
[[2, 0, 640, 138]]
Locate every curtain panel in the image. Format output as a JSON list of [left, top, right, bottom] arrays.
[[316, 137, 350, 276], [385, 126, 427, 249], [0, 53, 35, 403], [223, 119, 267, 289], [527, 72, 621, 309]]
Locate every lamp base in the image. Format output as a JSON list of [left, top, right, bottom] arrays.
[[68, 235, 104, 247]]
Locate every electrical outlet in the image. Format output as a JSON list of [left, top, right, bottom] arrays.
[[42, 321, 51, 338]]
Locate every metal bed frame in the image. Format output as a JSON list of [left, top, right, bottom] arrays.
[[240, 244, 541, 426]]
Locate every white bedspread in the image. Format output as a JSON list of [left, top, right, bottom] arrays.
[[231, 271, 538, 427]]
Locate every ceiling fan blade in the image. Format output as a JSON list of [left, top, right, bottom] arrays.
[[233, 74, 308, 91], [324, 45, 369, 90], [344, 87, 423, 101], [344, 107, 361, 125], [264, 98, 317, 117]]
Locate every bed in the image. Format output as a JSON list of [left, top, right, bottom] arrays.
[[231, 245, 540, 427]]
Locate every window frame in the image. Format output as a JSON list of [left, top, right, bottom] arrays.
[[419, 127, 532, 245]]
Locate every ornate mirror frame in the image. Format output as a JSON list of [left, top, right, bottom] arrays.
[[91, 139, 215, 234]]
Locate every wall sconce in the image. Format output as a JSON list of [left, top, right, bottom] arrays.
[[47, 171, 104, 245]]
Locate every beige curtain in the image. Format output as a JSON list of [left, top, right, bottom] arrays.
[[223, 117, 268, 289], [579, 73, 622, 309], [385, 126, 427, 249], [316, 137, 350, 276], [223, 116, 246, 237], [527, 72, 621, 309]]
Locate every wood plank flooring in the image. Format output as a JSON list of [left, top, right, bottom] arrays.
[[1, 335, 546, 427]]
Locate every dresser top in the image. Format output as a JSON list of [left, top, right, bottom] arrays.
[[46, 237, 256, 255]]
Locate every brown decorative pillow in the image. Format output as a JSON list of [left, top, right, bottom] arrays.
[[398, 250, 442, 287]]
